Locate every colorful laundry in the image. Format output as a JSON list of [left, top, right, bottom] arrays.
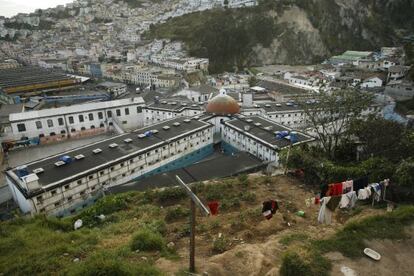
[[326, 182, 343, 196], [339, 191, 357, 209], [342, 180, 353, 193], [371, 183, 382, 202], [208, 201, 219, 215], [326, 195, 341, 211], [318, 197, 333, 224], [262, 200, 278, 220], [358, 187, 372, 200], [353, 176, 369, 191]]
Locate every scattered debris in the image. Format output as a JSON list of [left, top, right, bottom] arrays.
[[73, 258, 80, 263], [296, 210, 305, 217], [364, 248, 381, 261], [74, 219, 83, 230], [141, 256, 148, 261], [167, 242, 175, 249], [97, 214, 105, 220], [340, 266, 357, 276]]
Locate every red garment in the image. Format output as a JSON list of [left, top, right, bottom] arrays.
[[208, 201, 219, 215], [326, 183, 343, 196]]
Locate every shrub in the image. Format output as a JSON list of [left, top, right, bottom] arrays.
[[36, 215, 72, 232], [394, 158, 414, 189], [280, 252, 312, 276], [130, 229, 165, 251], [238, 174, 249, 186], [75, 194, 130, 227], [212, 236, 228, 254], [205, 185, 225, 201], [280, 251, 330, 276], [140, 219, 167, 236], [155, 187, 187, 203], [165, 206, 189, 222], [241, 192, 256, 202], [68, 252, 161, 276]]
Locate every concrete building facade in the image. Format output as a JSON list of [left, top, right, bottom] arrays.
[[5, 117, 214, 216]]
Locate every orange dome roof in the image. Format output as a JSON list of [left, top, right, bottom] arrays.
[[206, 94, 240, 115]]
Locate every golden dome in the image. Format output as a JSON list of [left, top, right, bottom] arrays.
[[206, 93, 240, 115]]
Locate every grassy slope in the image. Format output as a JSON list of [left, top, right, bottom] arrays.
[[1, 175, 413, 275], [0, 176, 258, 275], [279, 205, 414, 276]]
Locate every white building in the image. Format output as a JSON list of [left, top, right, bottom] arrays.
[[97, 82, 128, 97], [174, 84, 219, 102], [5, 117, 214, 216], [144, 99, 204, 126], [387, 65, 410, 82], [221, 115, 314, 163], [5, 98, 145, 141], [360, 77, 383, 89]]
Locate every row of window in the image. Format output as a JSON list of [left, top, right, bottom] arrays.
[[35, 129, 211, 204], [16, 107, 143, 133]]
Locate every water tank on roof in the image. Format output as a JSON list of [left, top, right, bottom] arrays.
[[16, 165, 29, 178], [276, 131, 289, 139], [290, 132, 298, 143], [60, 155, 73, 164]]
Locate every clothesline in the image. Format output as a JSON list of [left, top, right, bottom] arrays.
[[317, 177, 391, 224]]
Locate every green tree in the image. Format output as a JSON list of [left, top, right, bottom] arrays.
[[395, 158, 414, 191], [300, 89, 373, 160], [349, 116, 412, 161]]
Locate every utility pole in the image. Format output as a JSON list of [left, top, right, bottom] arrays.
[[176, 176, 210, 273]]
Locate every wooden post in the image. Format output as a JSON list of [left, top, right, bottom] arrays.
[[175, 176, 210, 274], [284, 143, 292, 175], [189, 200, 196, 273]]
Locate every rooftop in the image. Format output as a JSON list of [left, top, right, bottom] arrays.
[[257, 80, 310, 95], [242, 102, 304, 113], [225, 115, 314, 149], [9, 97, 145, 122], [146, 97, 204, 112], [8, 117, 211, 193], [109, 152, 263, 193], [97, 82, 126, 88], [0, 66, 77, 90], [187, 84, 219, 95]]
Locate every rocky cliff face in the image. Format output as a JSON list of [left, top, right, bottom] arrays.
[[149, 0, 413, 71], [250, 0, 414, 65]]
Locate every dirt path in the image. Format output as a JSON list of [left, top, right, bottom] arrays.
[[327, 225, 414, 276], [154, 175, 399, 275]]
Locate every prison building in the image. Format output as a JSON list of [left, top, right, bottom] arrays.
[[221, 115, 314, 163], [143, 98, 204, 126], [5, 117, 214, 216], [241, 102, 308, 129], [4, 97, 145, 142], [0, 66, 80, 96]]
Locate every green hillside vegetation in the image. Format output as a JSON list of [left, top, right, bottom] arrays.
[[1, 174, 414, 275], [146, 7, 279, 73], [147, 0, 414, 73], [0, 176, 260, 275]]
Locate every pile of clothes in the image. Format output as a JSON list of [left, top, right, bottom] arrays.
[[317, 178, 390, 224]]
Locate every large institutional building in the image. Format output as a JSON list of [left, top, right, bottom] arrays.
[[5, 91, 315, 216], [6, 117, 214, 216]]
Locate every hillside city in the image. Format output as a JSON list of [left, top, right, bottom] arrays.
[[0, 0, 413, 275]]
